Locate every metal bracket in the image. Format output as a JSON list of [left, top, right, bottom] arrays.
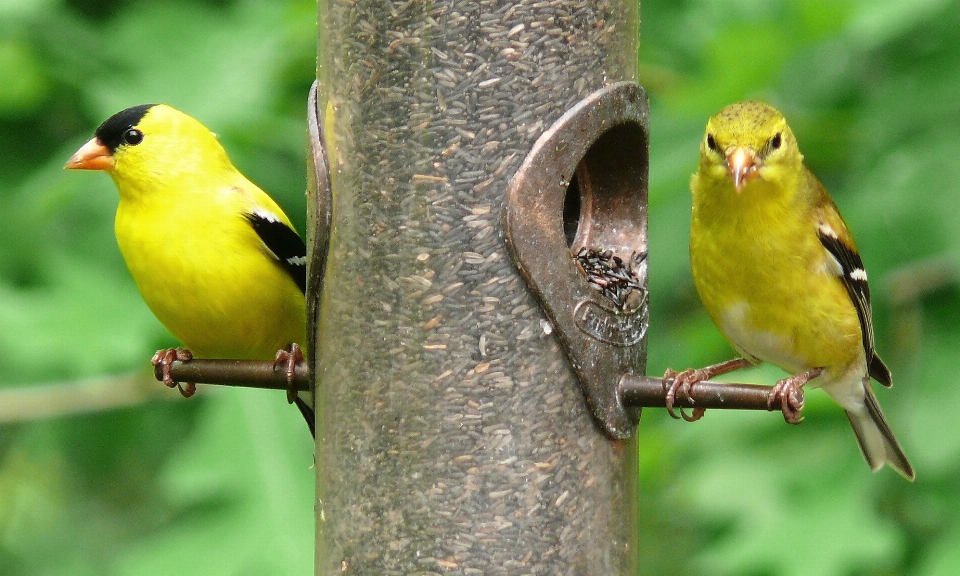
[[306, 80, 333, 374], [504, 82, 650, 439]]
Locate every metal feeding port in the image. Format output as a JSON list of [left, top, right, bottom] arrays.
[[504, 81, 650, 439]]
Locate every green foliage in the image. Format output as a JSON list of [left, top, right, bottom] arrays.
[[1, 0, 958, 574], [641, 0, 960, 575], [0, 1, 316, 574]]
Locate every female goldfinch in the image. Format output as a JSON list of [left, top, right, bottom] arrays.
[[65, 104, 314, 436], [665, 101, 913, 480]]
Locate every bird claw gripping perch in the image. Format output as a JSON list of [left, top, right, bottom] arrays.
[[767, 367, 821, 425], [152, 348, 196, 398], [657, 360, 816, 425], [661, 357, 753, 422], [275, 343, 305, 404], [661, 368, 707, 422]]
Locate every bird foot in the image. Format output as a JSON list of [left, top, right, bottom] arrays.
[[151, 348, 196, 398], [275, 343, 304, 404], [662, 368, 707, 422], [767, 367, 821, 424]]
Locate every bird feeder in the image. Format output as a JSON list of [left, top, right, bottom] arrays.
[[310, 1, 642, 573]]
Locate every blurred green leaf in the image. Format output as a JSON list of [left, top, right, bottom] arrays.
[[0, 0, 958, 574], [847, 0, 954, 49], [0, 39, 50, 116], [0, 1, 317, 575], [111, 389, 314, 576]]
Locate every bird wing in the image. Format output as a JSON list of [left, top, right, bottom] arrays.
[[244, 209, 307, 295], [245, 208, 315, 437], [814, 188, 892, 387]]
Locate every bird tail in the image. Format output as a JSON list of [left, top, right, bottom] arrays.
[[294, 392, 316, 438], [842, 382, 914, 481]]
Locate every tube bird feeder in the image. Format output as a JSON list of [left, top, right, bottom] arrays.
[[311, 1, 642, 573]]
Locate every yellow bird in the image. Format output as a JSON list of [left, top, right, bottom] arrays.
[[665, 101, 913, 480], [65, 104, 313, 436]]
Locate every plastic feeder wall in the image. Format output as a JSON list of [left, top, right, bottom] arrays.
[[310, 1, 646, 573]]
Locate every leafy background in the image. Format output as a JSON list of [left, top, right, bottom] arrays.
[[0, 0, 957, 574]]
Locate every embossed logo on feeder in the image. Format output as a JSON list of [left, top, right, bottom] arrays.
[[573, 294, 648, 346]]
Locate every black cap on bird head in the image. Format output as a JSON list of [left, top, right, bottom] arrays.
[[64, 104, 157, 171], [95, 104, 157, 153]]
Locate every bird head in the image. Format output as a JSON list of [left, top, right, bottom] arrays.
[[65, 104, 231, 191], [697, 101, 802, 194]]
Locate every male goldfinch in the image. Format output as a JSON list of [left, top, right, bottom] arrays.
[[665, 101, 913, 480], [65, 104, 314, 436]]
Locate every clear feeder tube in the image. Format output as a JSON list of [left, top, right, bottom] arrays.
[[313, 1, 641, 573]]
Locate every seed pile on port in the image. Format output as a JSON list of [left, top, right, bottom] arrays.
[[574, 248, 646, 312]]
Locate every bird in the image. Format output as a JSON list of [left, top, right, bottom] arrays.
[[664, 100, 913, 480], [65, 104, 314, 437]]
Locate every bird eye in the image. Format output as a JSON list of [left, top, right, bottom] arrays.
[[706, 134, 719, 153], [122, 128, 144, 146], [770, 132, 782, 151]]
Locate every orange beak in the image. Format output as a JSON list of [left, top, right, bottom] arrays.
[[64, 138, 115, 171], [726, 146, 758, 192]]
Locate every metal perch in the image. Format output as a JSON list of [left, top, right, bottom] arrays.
[[152, 360, 793, 414]]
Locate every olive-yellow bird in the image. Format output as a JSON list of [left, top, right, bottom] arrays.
[[665, 101, 913, 480], [65, 104, 313, 436]]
